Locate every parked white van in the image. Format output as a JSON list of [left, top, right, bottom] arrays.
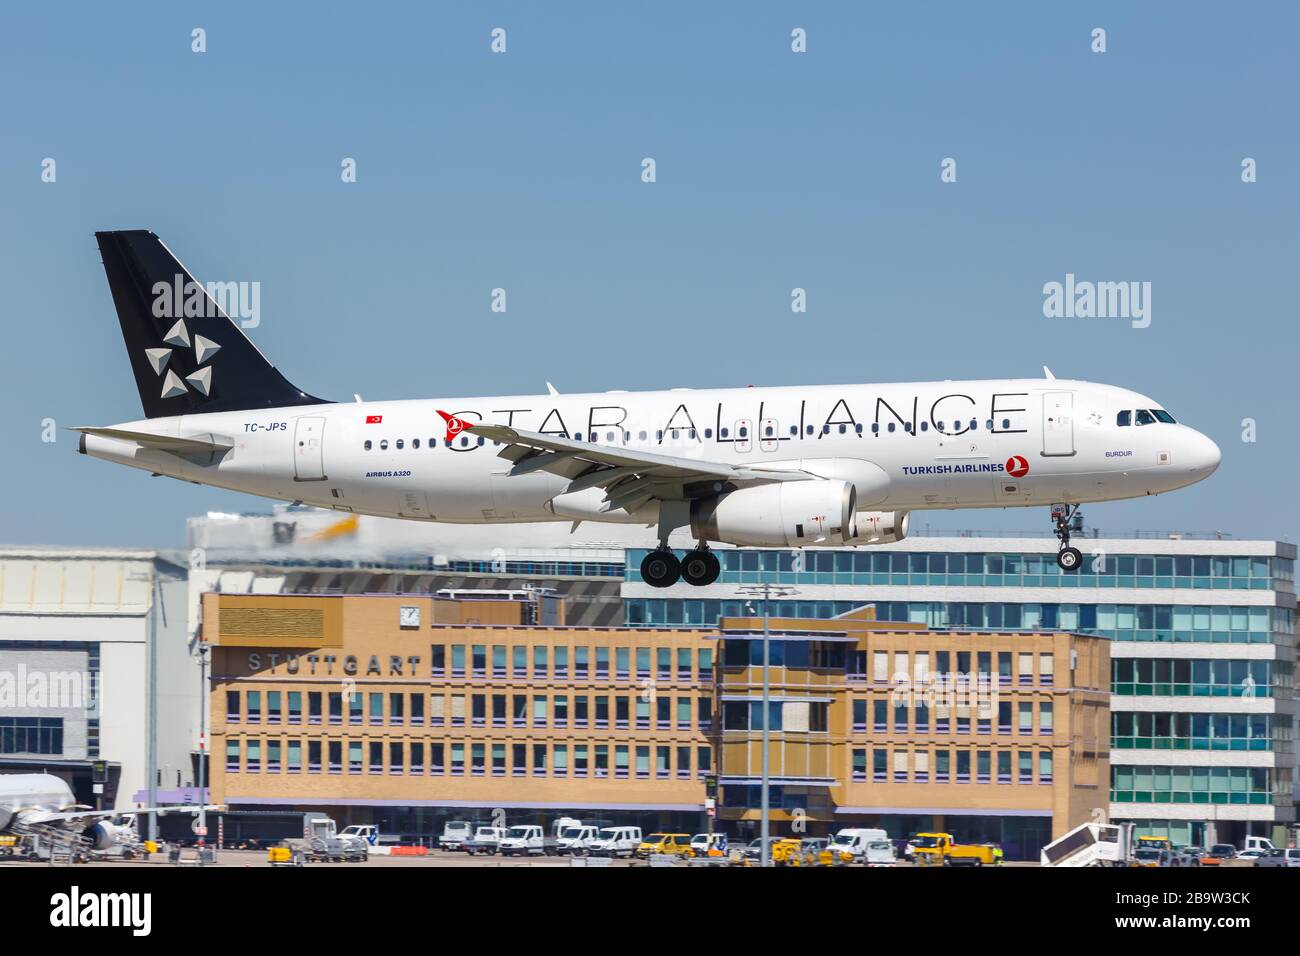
[[587, 826, 642, 858], [826, 828, 889, 863]]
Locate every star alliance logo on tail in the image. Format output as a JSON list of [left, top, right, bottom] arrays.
[[142, 318, 220, 399]]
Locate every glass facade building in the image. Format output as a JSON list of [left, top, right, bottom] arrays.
[[624, 536, 1298, 847]]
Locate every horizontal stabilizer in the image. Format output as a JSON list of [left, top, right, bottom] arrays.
[[71, 426, 233, 454]]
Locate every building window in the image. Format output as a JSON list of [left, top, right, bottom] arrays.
[[389, 742, 404, 774], [935, 749, 950, 783], [225, 691, 241, 724], [328, 692, 342, 725], [246, 740, 261, 773], [246, 691, 261, 723], [288, 691, 302, 725], [369, 693, 384, 725], [430, 744, 444, 775], [852, 749, 867, 781], [308, 692, 322, 725], [349, 741, 362, 774], [0, 717, 64, 755], [409, 693, 424, 726], [389, 693, 404, 726], [328, 741, 341, 775], [267, 691, 281, 724], [287, 740, 302, 773], [266, 740, 281, 773], [225, 739, 240, 772], [308, 740, 321, 773], [873, 748, 887, 783], [616, 746, 630, 778]]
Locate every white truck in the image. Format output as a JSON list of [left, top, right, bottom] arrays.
[[464, 825, 508, 856], [826, 828, 890, 864], [439, 821, 472, 851], [556, 824, 600, 855], [498, 825, 560, 857], [291, 813, 368, 863], [1040, 822, 1135, 867], [587, 826, 643, 858], [864, 839, 897, 867]]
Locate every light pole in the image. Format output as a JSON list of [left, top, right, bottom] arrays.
[[738, 580, 799, 868], [196, 639, 209, 865]]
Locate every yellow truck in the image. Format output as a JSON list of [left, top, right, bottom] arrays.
[[911, 832, 999, 867]]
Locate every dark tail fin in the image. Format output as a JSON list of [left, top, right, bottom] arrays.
[[94, 230, 331, 419]]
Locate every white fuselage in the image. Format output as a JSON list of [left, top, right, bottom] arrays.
[[0, 773, 77, 830], [80, 378, 1220, 535]]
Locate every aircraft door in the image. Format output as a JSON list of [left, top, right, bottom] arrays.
[[759, 418, 779, 452], [293, 416, 327, 481], [1041, 391, 1075, 457]]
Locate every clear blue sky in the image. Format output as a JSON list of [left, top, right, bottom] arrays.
[[0, 2, 1295, 546]]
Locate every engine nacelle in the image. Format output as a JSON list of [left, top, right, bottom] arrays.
[[844, 510, 910, 545], [691, 480, 857, 547], [84, 820, 135, 851]]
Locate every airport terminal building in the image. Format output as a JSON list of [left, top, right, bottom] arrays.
[[0, 547, 193, 810], [625, 535, 1298, 847], [202, 590, 1108, 858]]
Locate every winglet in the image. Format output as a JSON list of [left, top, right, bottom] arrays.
[[436, 409, 476, 443], [1043, 365, 1056, 380]]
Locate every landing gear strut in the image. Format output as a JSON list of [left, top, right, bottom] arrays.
[[641, 545, 720, 588], [1052, 503, 1083, 572]]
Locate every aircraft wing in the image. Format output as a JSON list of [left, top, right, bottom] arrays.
[[23, 804, 224, 826], [468, 421, 814, 489]]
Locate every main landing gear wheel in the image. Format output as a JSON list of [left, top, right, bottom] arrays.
[[641, 549, 681, 588], [1051, 503, 1083, 573], [680, 548, 721, 587]]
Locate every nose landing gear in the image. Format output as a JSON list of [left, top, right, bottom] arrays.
[[1052, 503, 1083, 572]]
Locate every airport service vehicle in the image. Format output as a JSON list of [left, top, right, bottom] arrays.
[[0, 772, 219, 861], [865, 840, 897, 867], [1041, 822, 1135, 867], [557, 825, 600, 855], [281, 815, 368, 863], [744, 837, 783, 863], [1199, 844, 1239, 866], [911, 832, 998, 867], [1133, 848, 1175, 868], [340, 824, 380, 846], [498, 825, 559, 857], [79, 231, 1221, 586], [1237, 848, 1268, 862], [439, 821, 472, 850], [465, 826, 508, 856], [588, 826, 642, 858], [824, 828, 890, 864], [1172, 845, 1201, 866], [1243, 836, 1276, 853], [689, 833, 727, 857], [1254, 848, 1300, 868], [636, 833, 693, 859], [770, 838, 806, 866]]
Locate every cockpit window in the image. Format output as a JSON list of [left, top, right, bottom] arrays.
[[1117, 410, 1132, 427], [1135, 409, 1156, 426], [1152, 409, 1176, 424]]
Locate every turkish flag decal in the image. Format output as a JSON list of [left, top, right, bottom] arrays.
[[365, 415, 382, 424]]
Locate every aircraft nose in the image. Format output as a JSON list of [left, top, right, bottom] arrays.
[[1188, 429, 1221, 477]]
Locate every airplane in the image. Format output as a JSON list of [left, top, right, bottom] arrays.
[[77, 230, 1220, 588], [0, 772, 217, 852]]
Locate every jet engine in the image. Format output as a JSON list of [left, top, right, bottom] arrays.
[[83, 819, 137, 851], [690, 479, 857, 547], [843, 510, 910, 545]]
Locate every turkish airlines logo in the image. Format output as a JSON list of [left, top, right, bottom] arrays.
[[437, 409, 475, 442], [1006, 455, 1030, 478]]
